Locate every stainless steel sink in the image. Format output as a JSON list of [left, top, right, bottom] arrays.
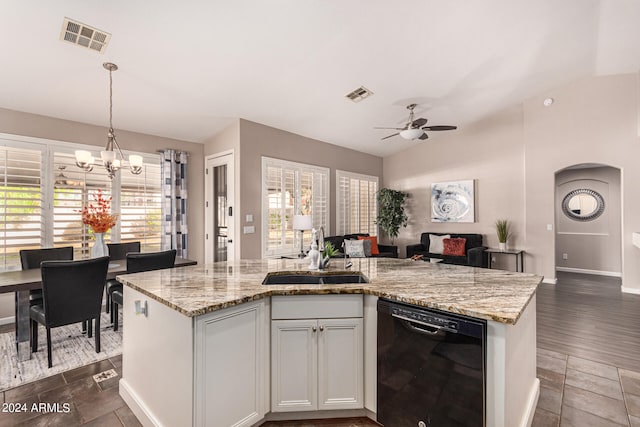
[[262, 272, 368, 285]]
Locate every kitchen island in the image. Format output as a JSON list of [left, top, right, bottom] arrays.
[[116, 258, 542, 427]]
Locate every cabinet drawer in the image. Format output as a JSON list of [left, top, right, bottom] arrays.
[[272, 295, 363, 319]]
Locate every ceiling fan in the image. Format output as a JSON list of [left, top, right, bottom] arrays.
[[374, 104, 457, 141]]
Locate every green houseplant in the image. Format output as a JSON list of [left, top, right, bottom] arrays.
[[495, 219, 511, 251], [376, 188, 409, 244]]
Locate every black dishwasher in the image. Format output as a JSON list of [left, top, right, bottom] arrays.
[[377, 299, 486, 427]]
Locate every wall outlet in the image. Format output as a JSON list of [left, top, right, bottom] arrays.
[[491, 256, 497, 263], [562, 253, 568, 260], [547, 224, 553, 231], [245, 214, 253, 223]]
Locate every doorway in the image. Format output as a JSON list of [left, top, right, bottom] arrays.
[[554, 164, 621, 277], [205, 152, 235, 263]]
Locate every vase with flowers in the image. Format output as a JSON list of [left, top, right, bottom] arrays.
[[81, 189, 118, 258]]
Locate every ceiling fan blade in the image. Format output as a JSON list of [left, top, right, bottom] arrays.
[[418, 132, 429, 140], [381, 133, 399, 140], [374, 126, 404, 130], [411, 118, 428, 128], [422, 125, 457, 131]]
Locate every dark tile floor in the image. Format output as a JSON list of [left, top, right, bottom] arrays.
[[0, 355, 140, 427]]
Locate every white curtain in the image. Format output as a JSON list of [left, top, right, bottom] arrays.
[[161, 150, 188, 258]]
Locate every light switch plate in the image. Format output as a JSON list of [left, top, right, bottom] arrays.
[[547, 224, 553, 231], [246, 214, 253, 223], [243, 225, 255, 234]]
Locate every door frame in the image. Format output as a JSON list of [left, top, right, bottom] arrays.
[[205, 150, 236, 263]]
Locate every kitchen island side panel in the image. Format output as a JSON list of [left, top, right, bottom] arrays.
[[119, 287, 194, 427], [486, 295, 539, 427]]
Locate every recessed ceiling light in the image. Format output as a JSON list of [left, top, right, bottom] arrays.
[[543, 97, 554, 107]]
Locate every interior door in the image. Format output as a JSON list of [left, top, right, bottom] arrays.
[[205, 153, 235, 263]]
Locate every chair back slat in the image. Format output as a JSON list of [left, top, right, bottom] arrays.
[[40, 257, 109, 327], [126, 250, 177, 274], [20, 247, 74, 270], [107, 242, 141, 260]]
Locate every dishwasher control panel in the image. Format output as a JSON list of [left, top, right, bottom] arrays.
[[391, 306, 459, 331]]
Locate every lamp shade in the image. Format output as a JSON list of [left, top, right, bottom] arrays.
[[292, 215, 313, 231], [399, 128, 424, 140], [75, 150, 92, 164]]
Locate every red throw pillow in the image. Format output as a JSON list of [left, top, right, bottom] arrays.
[[442, 238, 466, 256], [358, 236, 379, 255]]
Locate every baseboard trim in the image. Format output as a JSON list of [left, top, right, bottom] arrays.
[[621, 286, 640, 295], [522, 378, 540, 427], [119, 379, 161, 427], [0, 316, 15, 326], [556, 267, 621, 278], [542, 277, 557, 285]]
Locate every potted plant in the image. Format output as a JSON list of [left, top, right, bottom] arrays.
[[376, 188, 409, 244], [80, 189, 118, 258], [495, 219, 510, 251]]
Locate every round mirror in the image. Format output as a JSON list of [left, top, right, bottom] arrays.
[[561, 189, 605, 221]]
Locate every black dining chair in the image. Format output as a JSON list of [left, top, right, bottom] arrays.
[[30, 256, 110, 368], [19, 246, 74, 304], [111, 249, 177, 331], [104, 242, 141, 314]]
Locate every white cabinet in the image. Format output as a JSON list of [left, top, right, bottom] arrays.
[[195, 300, 269, 427], [271, 295, 363, 413]]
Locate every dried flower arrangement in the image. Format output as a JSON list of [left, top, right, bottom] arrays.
[[81, 189, 118, 233]]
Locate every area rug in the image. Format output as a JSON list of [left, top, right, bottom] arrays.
[[0, 312, 122, 391]]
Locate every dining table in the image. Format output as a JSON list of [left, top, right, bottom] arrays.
[[0, 257, 197, 361]]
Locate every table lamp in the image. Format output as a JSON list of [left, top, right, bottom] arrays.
[[292, 215, 313, 258]]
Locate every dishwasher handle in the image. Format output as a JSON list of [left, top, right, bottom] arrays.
[[392, 313, 458, 335]]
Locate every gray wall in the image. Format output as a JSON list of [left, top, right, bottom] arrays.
[[237, 119, 383, 259], [0, 107, 205, 320], [555, 167, 621, 274], [382, 105, 526, 264], [384, 72, 640, 291]]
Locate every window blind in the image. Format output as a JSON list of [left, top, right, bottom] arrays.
[[120, 163, 162, 252]]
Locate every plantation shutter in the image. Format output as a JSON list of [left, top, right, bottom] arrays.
[[0, 146, 42, 271], [120, 162, 162, 252], [263, 157, 329, 257], [52, 152, 112, 259], [336, 170, 378, 236]]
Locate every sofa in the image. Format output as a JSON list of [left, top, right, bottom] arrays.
[[406, 232, 487, 267], [324, 233, 398, 258]]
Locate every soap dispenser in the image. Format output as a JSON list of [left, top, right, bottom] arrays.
[[307, 228, 320, 270]]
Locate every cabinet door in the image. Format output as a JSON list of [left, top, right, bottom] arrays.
[[271, 319, 318, 412], [317, 318, 364, 410], [194, 300, 268, 427]]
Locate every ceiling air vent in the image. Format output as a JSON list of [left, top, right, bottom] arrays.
[[60, 17, 111, 54], [345, 86, 374, 103]]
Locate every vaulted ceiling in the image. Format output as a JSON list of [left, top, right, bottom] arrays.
[[1, 1, 639, 157]]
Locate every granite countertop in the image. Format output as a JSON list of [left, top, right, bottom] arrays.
[[116, 258, 542, 325]]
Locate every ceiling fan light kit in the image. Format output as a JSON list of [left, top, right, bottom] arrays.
[[399, 128, 424, 140]]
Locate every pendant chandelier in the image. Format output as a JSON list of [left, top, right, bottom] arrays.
[[75, 62, 143, 179]]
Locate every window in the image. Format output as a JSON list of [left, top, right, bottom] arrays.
[[336, 170, 378, 236], [0, 145, 43, 271], [262, 157, 329, 258], [0, 135, 161, 270]]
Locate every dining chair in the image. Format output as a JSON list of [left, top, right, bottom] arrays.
[[105, 241, 141, 314], [111, 249, 177, 331], [30, 256, 110, 368], [19, 246, 74, 304]]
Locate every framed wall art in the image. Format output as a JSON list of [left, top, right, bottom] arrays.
[[431, 180, 475, 222]]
